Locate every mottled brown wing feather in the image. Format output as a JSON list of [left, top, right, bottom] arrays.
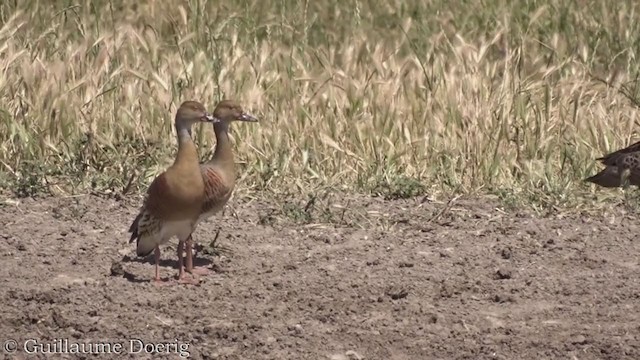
[[598, 140, 640, 166], [128, 173, 169, 256], [132, 209, 162, 256], [585, 152, 640, 188], [128, 212, 143, 242], [621, 153, 640, 185], [201, 166, 233, 214]]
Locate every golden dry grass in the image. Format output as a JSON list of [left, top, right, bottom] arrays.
[[1, 0, 640, 211]]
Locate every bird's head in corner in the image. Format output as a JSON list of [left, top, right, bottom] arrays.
[[176, 100, 218, 125], [211, 100, 259, 124]]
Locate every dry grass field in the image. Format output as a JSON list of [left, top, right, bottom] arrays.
[[1, 0, 640, 359]]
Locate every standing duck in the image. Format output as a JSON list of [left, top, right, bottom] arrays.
[[183, 100, 259, 276], [128, 100, 217, 285]]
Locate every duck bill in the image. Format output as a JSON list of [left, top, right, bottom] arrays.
[[238, 112, 258, 122]]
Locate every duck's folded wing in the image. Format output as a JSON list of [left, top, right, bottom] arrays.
[[201, 166, 233, 215]]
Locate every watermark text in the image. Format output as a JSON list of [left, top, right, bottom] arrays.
[[3, 338, 190, 357]]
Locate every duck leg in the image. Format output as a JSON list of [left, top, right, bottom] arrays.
[[185, 235, 211, 276], [176, 240, 199, 285], [152, 246, 173, 286]]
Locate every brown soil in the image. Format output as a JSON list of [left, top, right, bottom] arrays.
[[1, 193, 639, 360]]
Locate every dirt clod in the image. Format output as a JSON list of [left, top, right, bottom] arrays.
[[110, 261, 125, 277], [386, 286, 409, 300], [495, 268, 513, 280]]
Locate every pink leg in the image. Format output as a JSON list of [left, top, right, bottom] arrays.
[[185, 235, 210, 276], [176, 240, 199, 285], [152, 247, 172, 286]]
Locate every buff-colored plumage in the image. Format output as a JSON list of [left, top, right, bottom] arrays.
[[182, 100, 259, 275], [128, 100, 217, 284], [585, 140, 640, 188]]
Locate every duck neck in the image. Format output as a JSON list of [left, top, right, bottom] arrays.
[[211, 121, 234, 168], [174, 120, 198, 167]]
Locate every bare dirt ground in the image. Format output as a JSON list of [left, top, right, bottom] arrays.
[[1, 193, 640, 360]]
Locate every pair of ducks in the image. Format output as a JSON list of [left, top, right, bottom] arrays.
[[127, 98, 635, 285], [128, 100, 258, 285]]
